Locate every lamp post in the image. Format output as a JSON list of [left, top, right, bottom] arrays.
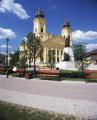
[[33, 33, 36, 77], [6, 38, 9, 67]]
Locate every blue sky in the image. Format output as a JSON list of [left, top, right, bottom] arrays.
[[0, 0, 97, 54]]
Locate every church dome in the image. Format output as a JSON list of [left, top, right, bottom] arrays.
[[62, 20, 70, 28], [35, 9, 45, 18]]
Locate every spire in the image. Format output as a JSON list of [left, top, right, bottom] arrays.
[[35, 8, 45, 18], [62, 19, 70, 28]]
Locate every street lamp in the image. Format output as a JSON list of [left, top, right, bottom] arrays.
[[6, 38, 9, 67], [33, 33, 36, 77]]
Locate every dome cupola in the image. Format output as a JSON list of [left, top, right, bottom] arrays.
[[62, 20, 70, 28], [35, 9, 45, 18]]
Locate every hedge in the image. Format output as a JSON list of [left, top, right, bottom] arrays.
[[60, 70, 87, 78]]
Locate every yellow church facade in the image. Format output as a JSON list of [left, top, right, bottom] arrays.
[[20, 10, 72, 65]]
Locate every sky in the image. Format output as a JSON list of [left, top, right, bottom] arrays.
[[0, 0, 97, 54]]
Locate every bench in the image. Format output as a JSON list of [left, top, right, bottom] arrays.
[[37, 69, 60, 78], [85, 70, 97, 82], [0, 67, 8, 74]]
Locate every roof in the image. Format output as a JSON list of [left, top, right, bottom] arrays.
[[87, 49, 97, 56], [44, 36, 65, 48]]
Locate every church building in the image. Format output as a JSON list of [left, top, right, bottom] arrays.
[[20, 9, 72, 66]]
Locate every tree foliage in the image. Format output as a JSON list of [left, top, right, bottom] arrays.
[[9, 50, 19, 67], [26, 32, 42, 66], [19, 40, 28, 68], [73, 43, 88, 70], [48, 49, 55, 69], [20, 32, 42, 68]]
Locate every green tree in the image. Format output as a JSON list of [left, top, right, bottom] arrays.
[[19, 57, 28, 68], [19, 39, 28, 68], [26, 32, 42, 67], [20, 32, 42, 74], [9, 49, 19, 67], [73, 43, 88, 70], [48, 49, 55, 69], [24, 32, 42, 77]]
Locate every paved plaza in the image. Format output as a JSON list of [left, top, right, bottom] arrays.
[[0, 75, 97, 119]]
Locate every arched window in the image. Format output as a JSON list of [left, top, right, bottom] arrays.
[[35, 28, 37, 33], [61, 50, 63, 55], [57, 57, 59, 62], [41, 27, 43, 32], [57, 50, 59, 55]]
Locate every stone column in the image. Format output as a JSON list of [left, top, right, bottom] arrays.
[[62, 49, 64, 60], [46, 47, 48, 63], [43, 47, 47, 63], [59, 49, 61, 62], [55, 48, 57, 63]]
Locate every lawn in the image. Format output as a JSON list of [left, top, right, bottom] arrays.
[[0, 101, 79, 120]]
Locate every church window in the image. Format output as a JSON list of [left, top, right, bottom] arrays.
[[41, 27, 43, 32], [35, 28, 37, 33], [57, 57, 59, 62], [57, 50, 59, 55], [61, 50, 63, 55]]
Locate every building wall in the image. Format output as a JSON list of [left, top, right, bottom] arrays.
[[42, 46, 63, 64], [20, 11, 72, 66], [33, 15, 72, 64], [89, 55, 97, 62], [33, 18, 47, 41]]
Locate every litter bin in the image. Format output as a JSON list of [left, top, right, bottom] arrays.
[[25, 73, 32, 79]]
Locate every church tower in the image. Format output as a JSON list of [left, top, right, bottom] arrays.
[[61, 20, 72, 47], [33, 9, 47, 41]]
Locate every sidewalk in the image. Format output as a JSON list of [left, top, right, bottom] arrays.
[[0, 74, 97, 85], [0, 75, 97, 119], [0, 88, 97, 119]]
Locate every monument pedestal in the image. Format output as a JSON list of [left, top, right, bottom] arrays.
[[55, 61, 77, 70], [55, 47, 77, 70], [63, 47, 74, 62]]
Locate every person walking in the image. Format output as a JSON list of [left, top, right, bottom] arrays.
[[6, 67, 12, 78], [12, 66, 17, 73]]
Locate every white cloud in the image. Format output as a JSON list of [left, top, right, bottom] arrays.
[[72, 30, 97, 41], [0, 44, 12, 48], [22, 37, 27, 41], [10, 51, 15, 54], [0, 7, 5, 12], [0, 0, 30, 19], [86, 44, 97, 51], [0, 51, 6, 55], [0, 27, 16, 39]]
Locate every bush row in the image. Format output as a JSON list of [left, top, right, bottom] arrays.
[[59, 70, 87, 78]]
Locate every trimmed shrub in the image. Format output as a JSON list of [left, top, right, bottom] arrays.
[[39, 76, 62, 81], [60, 70, 87, 78], [25, 70, 33, 74], [12, 73, 24, 78]]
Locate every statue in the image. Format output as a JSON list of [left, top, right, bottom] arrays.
[[63, 34, 71, 61], [63, 52, 70, 61], [65, 35, 70, 47], [55, 20, 77, 70]]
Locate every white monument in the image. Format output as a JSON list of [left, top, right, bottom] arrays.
[[55, 21, 77, 70]]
